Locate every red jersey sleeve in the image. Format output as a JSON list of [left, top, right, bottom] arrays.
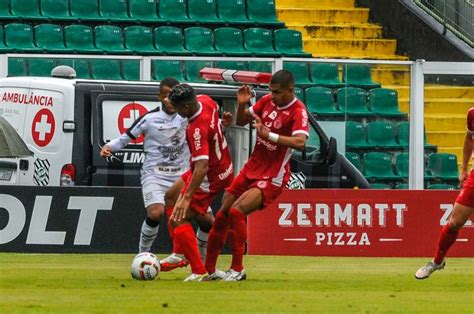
[[292, 103, 310, 137], [249, 94, 271, 119], [188, 120, 210, 162], [467, 107, 474, 135]]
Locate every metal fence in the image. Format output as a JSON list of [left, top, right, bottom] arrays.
[[414, 0, 473, 47]]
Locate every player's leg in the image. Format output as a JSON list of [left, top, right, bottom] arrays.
[[139, 178, 166, 253], [195, 207, 214, 263]]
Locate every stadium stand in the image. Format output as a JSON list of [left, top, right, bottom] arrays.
[[216, 0, 253, 25], [185, 27, 221, 56], [363, 152, 399, 182], [366, 121, 401, 149], [65, 25, 101, 54], [94, 25, 131, 54], [154, 26, 191, 55], [309, 63, 345, 88], [34, 24, 73, 53], [185, 60, 213, 83], [124, 26, 161, 55], [305, 87, 343, 118], [244, 28, 281, 57], [214, 27, 251, 56], [337, 87, 375, 117], [128, 0, 160, 23]]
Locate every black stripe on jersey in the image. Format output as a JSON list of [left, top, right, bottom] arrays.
[[125, 107, 160, 140]]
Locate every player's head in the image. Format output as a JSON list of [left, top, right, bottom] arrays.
[[269, 70, 295, 107], [168, 83, 198, 118], [159, 77, 180, 114]]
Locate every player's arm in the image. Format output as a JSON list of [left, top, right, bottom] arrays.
[[235, 85, 255, 126], [254, 117, 307, 151], [460, 132, 473, 183], [100, 116, 147, 158]]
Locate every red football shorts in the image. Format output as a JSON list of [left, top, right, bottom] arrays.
[[226, 171, 288, 209], [180, 170, 232, 215], [455, 170, 474, 207]]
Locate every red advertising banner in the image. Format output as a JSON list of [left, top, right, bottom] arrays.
[[247, 190, 474, 257]]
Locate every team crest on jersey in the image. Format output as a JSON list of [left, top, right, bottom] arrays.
[[268, 111, 277, 120], [33, 158, 50, 186], [257, 180, 268, 189], [286, 172, 306, 189], [273, 119, 282, 129]]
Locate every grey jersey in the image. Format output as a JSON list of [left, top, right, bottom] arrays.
[[107, 108, 189, 178]]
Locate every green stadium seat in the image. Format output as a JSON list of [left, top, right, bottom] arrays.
[[65, 25, 101, 53], [428, 153, 459, 181], [294, 87, 305, 103], [345, 121, 371, 150], [0, 26, 13, 52], [214, 27, 251, 56], [188, 0, 221, 23], [184, 27, 221, 56], [154, 26, 191, 55], [124, 26, 161, 55], [4, 23, 42, 52], [10, 0, 45, 20], [244, 28, 281, 57], [94, 25, 132, 54], [283, 62, 312, 86], [185, 60, 213, 83], [274, 29, 311, 58], [394, 183, 408, 189], [217, 0, 252, 24], [345, 152, 363, 172], [396, 121, 437, 151], [395, 152, 409, 178], [28, 58, 56, 77], [122, 60, 140, 81], [248, 61, 272, 73], [370, 183, 391, 189], [363, 152, 399, 181], [343, 64, 381, 89], [366, 121, 401, 148], [34, 24, 73, 53], [310, 63, 345, 88], [99, 0, 130, 21], [215, 61, 247, 71], [69, 59, 91, 79], [8, 58, 28, 76], [305, 87, 343, 117], [70, 0, 103, 21], [247, 0, 284, 26], [337, 87, 375, 117], [369, 88, 407, 118], [0, 1, 14, 20], [129, 0, 160, 22], [152, 60, 185, 82], [159, 0, 193, 23], [91, 59, 123, 80], [427, 183, 457, 190], [40, 0, 74, 20]]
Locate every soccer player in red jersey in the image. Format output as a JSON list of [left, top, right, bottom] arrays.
[[203, 70, 310, 281], [167, 84, 234, 281], [415, 107, 474, 279]]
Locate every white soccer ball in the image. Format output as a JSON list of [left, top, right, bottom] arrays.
[[130, 252, 160, 280]]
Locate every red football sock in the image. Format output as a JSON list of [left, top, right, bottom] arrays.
[[174, 223, 206, 274], [434, 224, 459, 264], [205, 210, 230, 274], [228, 208, 247, 272], [166, 207, 182, 254]]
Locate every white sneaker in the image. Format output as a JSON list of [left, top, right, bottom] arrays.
[[201, 269, 227, 281], [415, 260, 446, 279], [183, 273, 206, 282], [159, 253, 189, 272], [223, 269, 247, 282]]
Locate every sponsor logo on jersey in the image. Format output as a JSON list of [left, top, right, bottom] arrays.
[[193, 128, 202, 151], [218, 163, 233, 180], [268, 111, 277, 120]]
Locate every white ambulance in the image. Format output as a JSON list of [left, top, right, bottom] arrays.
[[0, 68, 369, 188]]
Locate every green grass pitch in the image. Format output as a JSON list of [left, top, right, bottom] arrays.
[[1, 253, 473, 313]]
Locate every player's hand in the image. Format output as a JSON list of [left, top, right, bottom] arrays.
[[222, 112, 233, 127], [254, 117, 270, 139], [171, 196, 190, 222], [237, 85, 252, 105], [100, 145, 112, 158], [459, 169, 468, 185]]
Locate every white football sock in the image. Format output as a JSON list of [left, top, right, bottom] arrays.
[[196, 227, 209, 264], [139, 220, 159, 253]]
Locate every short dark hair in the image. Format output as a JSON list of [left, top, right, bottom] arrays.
[[160, 77, 179, 89], [168, 84, 196, 107], [270, 70, 295, 88]]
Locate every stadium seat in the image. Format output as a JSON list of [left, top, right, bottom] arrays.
[[396, 121, 436, 151], [395, 152, 409, 178], [124, 26, 161, 55], [91, 59, 123, 80], [310, 63, 345, 88], [217, 0, 252, 24], [283, 62, 312, 86], [274, 29, 311, 58], [428, 153, 459, 181], [4, 23, 42, 52], [370, 183, 391, 189], [122, 60, 140, 81], [65, 25, 101, 54], [128, 0, 160, 22], [8, 58, 28, 76], [342, 64, 381, 89], [363, 152, 399, 181], [215, 60, 248, 71], [70, 0, 103, 21], [159, 0, 193, 23], [345, 121, 371, 150], [294, 87, 305, 103], [40, 0, 74, 20], [184, 27, 220, 56], [369, 88, 407, 118], [68, 59, 91, 79], [154, 26, 191, 55], [247, 0, 284, 26], [28, 58, 57, 76], [152, 60, 185, 82], [185, 60, 213, 83], [394, 183, 408, 189], [188, 0, 221, 24], [337, 87, 375, 117], [0, 26, 13, 52], [214, 27, 251, 56], [427, 183, 457, 190], [0, 1, 14, 20], [305, 87, 343, 117], [99, 0, 130, 21], [94, 25, 132, 54], [345, 152, 363, 173], [244, 28, 281, 57], [10, 0, 45, 20], [248, 61, 272, 73], [34, 24, 73, 53], [366, 121, 401, 148]]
